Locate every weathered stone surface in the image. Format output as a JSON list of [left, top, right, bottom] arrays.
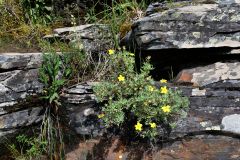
[[0, 81, 100, 141], [0, 107, 42, 129], [126, 3, 240, 50], [169, 83, 240, 137], [62, 82, 102, 136], [0, 107, 43, 139], [175, 62, 240, 87], [0, 53, 43, 115], [154, 135, 240, 160], [0, 53, 100, 141], [0, 61, 239, 141], [44, 24, 114, 55], [222, 114, 240, 133], [62, 82, 240, 138], [0, 52, 239, 158], [0, 53, 42, 70], [146, 1, 193, 16], [0, 53, 44, 141], [65, 135, 240, 160]]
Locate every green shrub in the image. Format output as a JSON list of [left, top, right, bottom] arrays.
[[0, 0, 54, 51], [94, 50, 189, 141], [8, 134, 47, 160], [39, 52, 70, 159], [84, 0, 147, 48], [20, 0, 53, 24]]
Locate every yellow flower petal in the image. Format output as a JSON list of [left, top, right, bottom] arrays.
[[118, 75, 125, 82], [108, 49, 115, 55], [149, 122, 156, 128], [160, 79, 167, 83], [98, 113, 105, 118], [135, 121, 143, 131], [161, 105, 171, 113], [160, 86, 168, 94], [148, 85, 155, 92]]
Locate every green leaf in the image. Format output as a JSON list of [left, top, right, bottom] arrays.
[[49, 92, 59, 104]]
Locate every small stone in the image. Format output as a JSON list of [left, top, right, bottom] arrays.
[[175, 71, 193, 84], [83, 108, 95, 116], [222, 114, 240, 134], [231, 155, 240, 159], [192, 88, 206, 96], [205, 126, 220, 130], [200, 121, 208, 127]]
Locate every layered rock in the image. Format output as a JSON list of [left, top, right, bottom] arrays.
[[63, 81, 240, 138], [125, 2, 240, 50], [175, 61, 240, 87], [0, 52, 239, 160], [1, 3, 240, 154], [62, 82, 102, 136], [65, 135, 240, 160], [44, 24, 114, 55], [0, 53, 43, 114], [0, 53, 43, 138], [171, 83, 240, 138], [171, 61, 240, 137], [0, 53, 239, 139], [0, 53, 100, 139]]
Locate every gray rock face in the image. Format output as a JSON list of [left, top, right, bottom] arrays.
[[0, 52, 239, 144], [0, 53, 43, 115], [0, 53, 43, 138], [175, 62, 240, 87], [126, 3, 240, 50], [62, 82, 103, 136], [0, 53, 42, 69], [44, 24, 114, 55], [170, 81, 240, 137], [63, 81, 240, 138], [0, 107, 43, 129]]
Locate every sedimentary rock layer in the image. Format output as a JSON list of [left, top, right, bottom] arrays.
[[126, 3, 240, 50]]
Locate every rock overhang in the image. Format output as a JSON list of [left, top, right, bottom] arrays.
[[127, 3, 240, 50]]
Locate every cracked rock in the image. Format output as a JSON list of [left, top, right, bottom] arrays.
[[125, 2, 240, 50]]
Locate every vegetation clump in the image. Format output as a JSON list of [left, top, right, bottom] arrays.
[[94, 49, 189, 141], [8, 134, 47, 160], [1, 0, 191, 158]]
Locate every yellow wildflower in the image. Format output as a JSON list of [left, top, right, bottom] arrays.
[[135, 121, 143, 131], [160, 79, 167, 83], [98, 113, 105, 118], [161, 105, 171, 113], [118, 75, 125, 82], [149, 122, 157, 128], [108, 49, 115, 55], [148, 85, 155, 92], [160, 86, 168, 94]]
